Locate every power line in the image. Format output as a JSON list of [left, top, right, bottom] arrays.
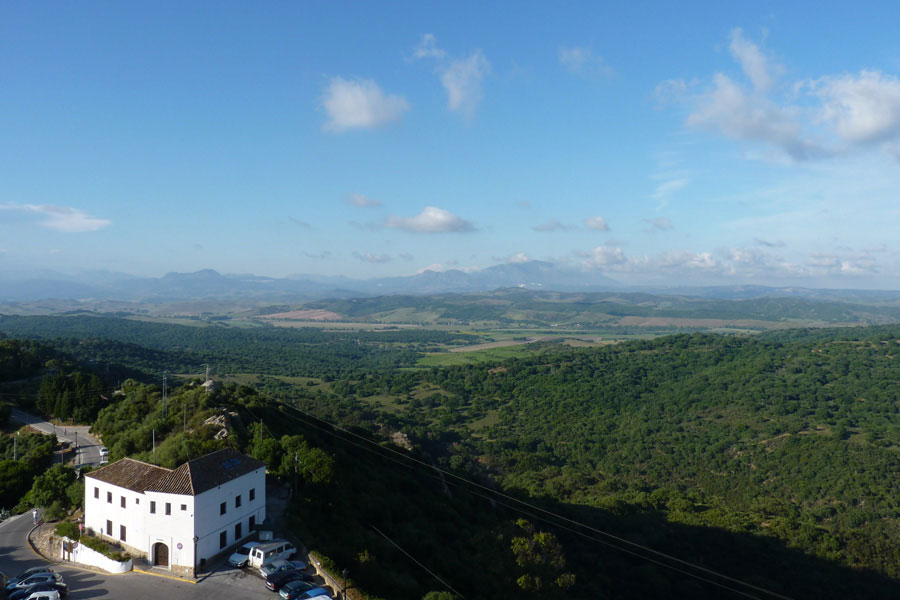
[[276, 401, 793, 600], [370, 524, 463, 599]]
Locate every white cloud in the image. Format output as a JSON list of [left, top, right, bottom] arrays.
[[807, 70, 900, 145], [386, 206, 474, 233], [533, 220, 575, 232], [729, 28, 775, 93], [670, 28, 900, 162], [413, 34, 446, 59], [412, 34, 491, 120], [353, 251, 393, 264], [0, 203, 111, 232], [558, 46, 614, 79], [347, 193, 382, 207], [321, 77, 409, 132], [441, 51, 491, 119], [651, 178, 689, 199], [584, 216, 609, 231], [644, 217, 673, 231], [507, 252, 531, 263], [587, 245, 627, 267]]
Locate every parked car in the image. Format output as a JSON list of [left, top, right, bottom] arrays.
[[265, 569, 315, 592], [260, 558, 307, 578], [276, 580, 316, 598], [9, 581, 68, 600], [5, 568, 54, 588], [247, 540, 296, 569], [228, 541, 262, 567], [5, 573, 64, 593], [22, 591, 61, 600], [280, 585, 330, 600]]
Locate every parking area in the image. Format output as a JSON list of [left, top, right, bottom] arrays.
[[1, 513, 333, 600]]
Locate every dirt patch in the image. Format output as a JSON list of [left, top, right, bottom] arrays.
[[260, 309, 342, 321]]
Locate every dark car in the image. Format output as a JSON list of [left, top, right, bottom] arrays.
[[265, 569, 315, 591], [5, 568, 54, 588], [5, 573, 64, 593], [278, 580, 321, 599], [8, 581, 69, 600]]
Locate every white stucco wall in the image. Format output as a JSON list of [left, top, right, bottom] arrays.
[[84, 466, 266, 570], [193, 467, 266, 564], [64, 537, 132, 573], [84, 477, 144, 549], [144, 492, 195, 568]]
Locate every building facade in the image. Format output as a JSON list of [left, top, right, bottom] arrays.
[[84, 448, 266, 575]]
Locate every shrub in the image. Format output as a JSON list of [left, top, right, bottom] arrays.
[[80, 535, 128, 562], [55, 521, 80, 539]]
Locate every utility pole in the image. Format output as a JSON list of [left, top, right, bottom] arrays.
[[13, 432, 17, 461], [162, 372, 168, 419], [152, 429, 156, 459]]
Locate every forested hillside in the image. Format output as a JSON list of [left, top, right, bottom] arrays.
[[4, 320, 900, 598], [0, 314, 476, 378]]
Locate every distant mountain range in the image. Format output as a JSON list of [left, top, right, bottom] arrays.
[[0, 261, 620, 302], [2, 261, 900, 307]]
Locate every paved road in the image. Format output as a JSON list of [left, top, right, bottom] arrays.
[[0, 513, 283, 600], [10, 409, 103, 467]]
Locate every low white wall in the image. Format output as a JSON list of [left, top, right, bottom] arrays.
[[62, 537, 133, 574]]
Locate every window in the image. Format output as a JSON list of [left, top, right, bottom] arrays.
[[220, 502, 226, 515], [106, 491, 112, 503], [94, 487, 99, 499], [249, 488, 255, 502], [249, 515, 255, 529], [181, 504, 187, 511], [135, 498, 139, 504], [165, 502, 171, 515], [120, 525, 126, 542], [235, 494, 241, 508], [106, 520, 112, 536], [150, 501, 156, 514], [219, 530, 227, 549], [120, 496, 126, 508], [235, 523, 242, 539]]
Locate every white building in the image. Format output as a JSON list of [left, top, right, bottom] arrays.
[[84, 448, 266, 575]]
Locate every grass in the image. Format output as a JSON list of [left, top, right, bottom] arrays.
[[418, 344, 539, 366]]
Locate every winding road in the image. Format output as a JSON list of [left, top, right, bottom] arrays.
[[10, 409, 103, 467]]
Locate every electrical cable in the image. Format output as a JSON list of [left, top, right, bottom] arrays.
[[277, 401, 793, 600]]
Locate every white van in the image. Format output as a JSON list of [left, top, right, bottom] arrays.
[[228, 541, 262, 567], [247, 540, 296, 569]]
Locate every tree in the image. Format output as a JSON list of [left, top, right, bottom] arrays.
[[510, 519, 575, 594]]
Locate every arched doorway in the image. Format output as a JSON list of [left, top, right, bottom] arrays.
[[153, 542, 169, 567]]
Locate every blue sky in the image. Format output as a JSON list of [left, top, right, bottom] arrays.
[[3, 1, 900, 288]]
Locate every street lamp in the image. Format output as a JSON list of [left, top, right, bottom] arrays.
[[193, 536, 199, 579], [341, 569, 350, 600]]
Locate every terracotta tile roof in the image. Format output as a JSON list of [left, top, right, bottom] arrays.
[[85, 458, 170, 493], [86, 448, 264, 496]]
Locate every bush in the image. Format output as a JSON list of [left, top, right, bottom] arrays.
[[55, 521, 80, 539], [80, 535, 128, 562]]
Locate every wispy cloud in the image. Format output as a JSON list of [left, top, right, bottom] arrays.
[[347, 193, 382, 208], [412, 33, 446, 60], [558, 46, 614, 79], [644, 217, 673, 231], [670, 28, 900, 162], [386, 206, 474, 233], [0, 203, 111, 232], [321, 77, 409, 132], [353, 251, 393, 264], [533, 219, 576, 232], [584, 216, 609, 231], [304, 251, 333, 260], [413, 34, 491, 120], [289, 217, 313, 229], [651, 178, 689, 200]]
